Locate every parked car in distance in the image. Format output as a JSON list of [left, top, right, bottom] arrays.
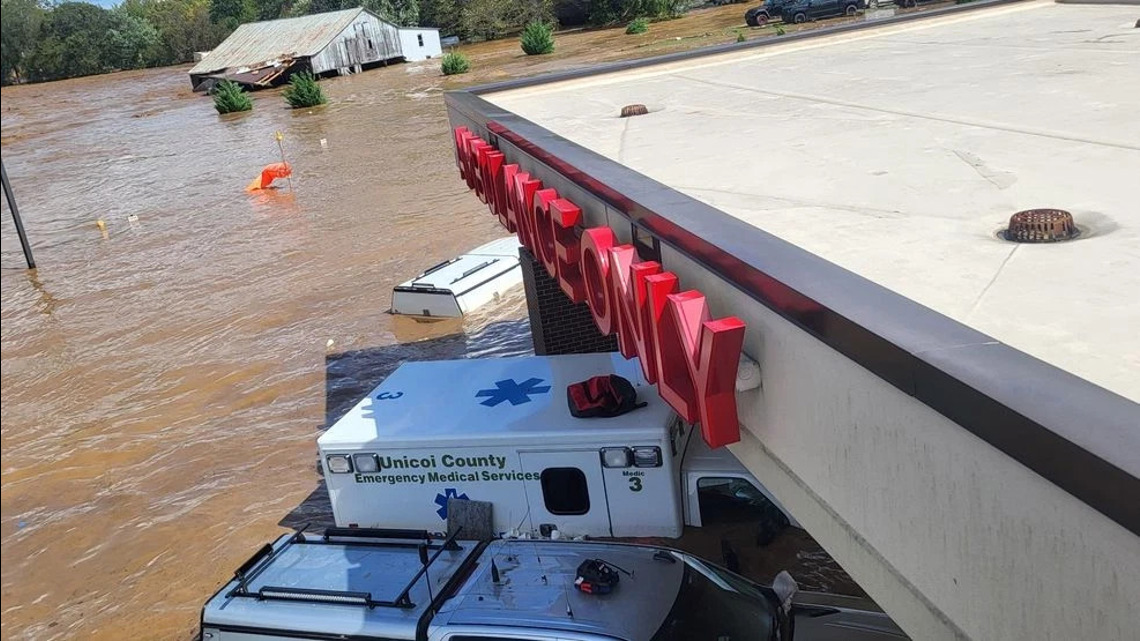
[[745, 0, 796, 25], [781, 0, 863, 23]]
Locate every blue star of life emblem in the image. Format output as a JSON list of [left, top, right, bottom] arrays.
[[434, 488, 469, 520], [475, 377, 551, 407]]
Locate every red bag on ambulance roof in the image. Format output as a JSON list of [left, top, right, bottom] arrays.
[[566, 375, 647, 419]]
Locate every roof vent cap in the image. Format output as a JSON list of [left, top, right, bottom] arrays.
[[620, 104, 649, 118], [1005, 209, 1077, 243]]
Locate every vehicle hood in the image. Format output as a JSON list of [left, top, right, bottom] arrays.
[[793, 606, 909, 640]]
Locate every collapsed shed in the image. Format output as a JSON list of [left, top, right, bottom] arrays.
[[188, 7, 441, 92]]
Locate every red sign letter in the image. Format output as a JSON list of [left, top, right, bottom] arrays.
[[551, 199, 584, 303], [475, 145, 502, 208], [645, 273, 694, 421], [606, 245, 642, 359], [511, 172, 542, 254], [609, 248, 663, 383], [660, 290, 746, 448], [532, 188, 560, 277], [465, 137, 490, 196], [580, 227, 617, 335], [454, 126, 474, 180], [498, 164, 518, 232]]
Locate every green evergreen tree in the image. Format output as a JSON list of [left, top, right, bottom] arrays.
[[439, 51, 469, 74], [519, 20, 554, 55], [282, 71, 327, 108], [213, 79, 252, 113]]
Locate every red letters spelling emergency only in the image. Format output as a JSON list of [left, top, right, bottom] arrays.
[[454, 125, 746, 448]]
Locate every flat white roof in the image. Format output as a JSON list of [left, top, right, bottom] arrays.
[[485, 1, 1140, 402], [318, 353, 674, 448]]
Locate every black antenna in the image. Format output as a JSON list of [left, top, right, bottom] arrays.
[[420, 543, 434, 602], [490, 558, 500, 583], [563, 580, 575, 618], [543, 539, 572, 619], [512, 504, 531, 536]]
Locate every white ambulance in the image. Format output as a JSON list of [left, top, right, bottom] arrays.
[[317, 353, 797, 539]]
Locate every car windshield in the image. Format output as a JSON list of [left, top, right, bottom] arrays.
[[651, 553, 778, 641]]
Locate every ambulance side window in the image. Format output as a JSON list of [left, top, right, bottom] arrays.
[[540, 467, 590, 515]]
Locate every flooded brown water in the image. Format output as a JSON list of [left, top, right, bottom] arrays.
[[1, 5, 894, 638]]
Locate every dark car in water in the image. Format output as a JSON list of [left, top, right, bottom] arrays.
[[745, 0, 797, 25], [781, 0, 863, 23]]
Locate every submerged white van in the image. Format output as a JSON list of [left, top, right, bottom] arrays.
[[317, 353, 797, 539]]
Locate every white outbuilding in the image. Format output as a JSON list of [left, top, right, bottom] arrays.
[[189, 7, 441, 91]]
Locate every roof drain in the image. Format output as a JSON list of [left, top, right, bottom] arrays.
[[1003, 209, 1078, 243], [620, 104, 649, 118]]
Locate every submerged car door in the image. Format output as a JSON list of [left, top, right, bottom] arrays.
[[519, 451, 612, 537]]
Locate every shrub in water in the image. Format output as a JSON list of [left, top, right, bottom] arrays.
[[520, 21, 555, 55], [282, 71, 327, 109], [213, 80, 252, 114], [625, 18, 649, 34], [441, 51, 471, 75]]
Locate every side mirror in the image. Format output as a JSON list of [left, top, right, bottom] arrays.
[[772, 570, 798, 614]]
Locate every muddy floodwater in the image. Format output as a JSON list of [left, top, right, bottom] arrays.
[[2, 6, 885, 639]]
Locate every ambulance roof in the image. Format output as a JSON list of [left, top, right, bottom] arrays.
[[317, 354, 676, 449]]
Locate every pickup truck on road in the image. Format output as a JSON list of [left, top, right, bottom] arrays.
[[201, 528, 910, 641]]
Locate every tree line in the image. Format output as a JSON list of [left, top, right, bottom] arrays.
[[1, 0, 688, 85], [422, 0, 688, 42]]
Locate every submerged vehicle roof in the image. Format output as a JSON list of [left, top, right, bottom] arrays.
[[202, 530, 482, 640], [318, 353, 675, 449], [203, 528, 909, 640], [434, 539, 683, 638], [202, 531, 683, 641]]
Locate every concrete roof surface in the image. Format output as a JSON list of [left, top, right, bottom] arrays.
[[486, 1, 1140, 402], [190, 8, 371, 75]]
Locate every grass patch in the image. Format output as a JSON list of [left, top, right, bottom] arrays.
[[520, 21, 555, 55], [282, 71, 327, 109], [626, 18, 649, 34], [736, 31, 746, 42], [441, 51, 471, 75], [213, 80, 252, 114]]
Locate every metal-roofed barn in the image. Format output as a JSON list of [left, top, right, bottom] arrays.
[[188, 7, 441, 91]]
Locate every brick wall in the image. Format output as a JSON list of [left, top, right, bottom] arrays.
[[519, 247, 618, 356]]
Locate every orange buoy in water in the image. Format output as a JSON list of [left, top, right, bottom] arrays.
[[246, 162, 292, 191]]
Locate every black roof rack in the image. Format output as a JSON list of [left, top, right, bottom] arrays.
[[230, 529, 306, 594], [318, 527, 461, 551], [227, 526, 466, 610]]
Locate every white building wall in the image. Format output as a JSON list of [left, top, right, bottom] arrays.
[[652, 241, 1140, 641], [397, 28, 442, 61], [311, 13, 401, 75]]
